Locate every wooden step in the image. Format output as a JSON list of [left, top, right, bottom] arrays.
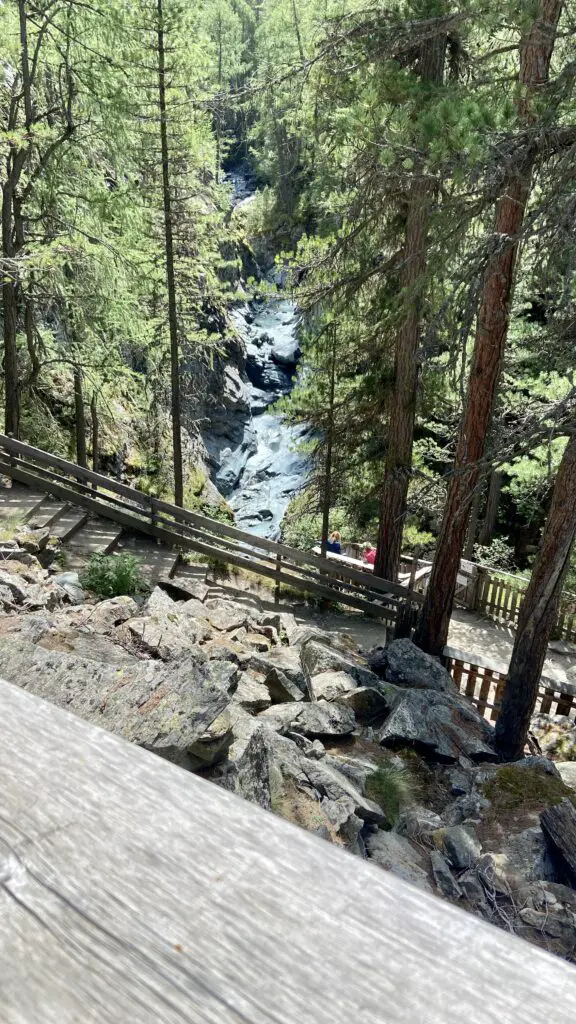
[[50, 507, 90, 543], [114, 532, 180, 583], [0, 481, 46, 526], [64, 517, 123, 569], [27, 497, 69, 530]]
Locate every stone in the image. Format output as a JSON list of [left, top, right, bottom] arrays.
[[557, 761, 576, 790], [124, 615, 205, 660], [303, 759, 385, 824], [309, 670, 358, 702], [366, 831, 432, 893], [378, 688, 497, 764], [338, 685, 399, 724], [54, 581, 85, 605], [14, 526, 50, 554], [443, 793, 491, 826], [243, 632, 272, 652], [516, 882, 576, 954], [204, 643, 243, 665], [0, 568, 34, 604], [395, 806, 444, 840], [458, 871, 487, 907], [300, 638, 380, 688], [0, 637, 232, 771], [205, 659, 239, 692], [377, 638, 456, 693], [430, 850, 462, 899], [233, 672, 272, 712], [158, 576, 210, 603], [84, 595, 139, 631], [261, 610, 298, 641], [530, 713, 576, 761], [258, 700, 356, 739], [442, 825, 482, 871], [486, 827, 557, 891], [203, 600, 250, 633], [248, 648, 308, 702]]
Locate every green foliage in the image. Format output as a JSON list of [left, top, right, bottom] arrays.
[[365, 762, 418, 828], [79, 553, 147, 599], [474, 537, 517, 572], [482, 765, 575, 814]]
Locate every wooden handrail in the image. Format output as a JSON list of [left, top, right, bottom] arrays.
[[0, 434, 423, 617]]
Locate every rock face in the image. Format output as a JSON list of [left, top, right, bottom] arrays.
[[1, 566, 576, 964]]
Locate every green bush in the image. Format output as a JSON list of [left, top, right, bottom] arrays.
[[79, 552, 147, 598], [365, 762, 418, 828]]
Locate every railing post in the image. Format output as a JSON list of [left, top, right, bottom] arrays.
[[274, 553, 282, 605], [150, 496, 158, 531]]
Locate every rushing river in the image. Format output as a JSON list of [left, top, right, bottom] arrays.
[[212, 171, 310, 539]]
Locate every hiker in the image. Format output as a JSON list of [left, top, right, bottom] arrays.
[[325, 530, 342, 554], [362, 541, 376, 565]]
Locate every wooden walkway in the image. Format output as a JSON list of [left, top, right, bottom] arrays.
[[0, 434, 422, 625], [1, 678, 575, 1023]]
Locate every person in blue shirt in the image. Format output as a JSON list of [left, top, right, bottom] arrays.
[[325, 531, 342, 554]]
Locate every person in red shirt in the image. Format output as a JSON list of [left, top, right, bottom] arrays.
[[362, 542, 377, 565]]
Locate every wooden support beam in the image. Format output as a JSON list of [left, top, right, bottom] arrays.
[[0, 679, 575, 1023]]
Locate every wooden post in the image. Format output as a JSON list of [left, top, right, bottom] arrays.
[[274, 552, 282, 604]]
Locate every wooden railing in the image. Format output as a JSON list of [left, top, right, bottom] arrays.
[[0, 434, 423, 624], [3, 679, 575, 1021], [443, 644, 576, 723]]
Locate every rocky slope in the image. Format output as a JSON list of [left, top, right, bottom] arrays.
[[1, 539, 576, 963]]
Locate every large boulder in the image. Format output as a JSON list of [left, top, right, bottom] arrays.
[[300, 638, 381, 688], [371, 638, 456, 693], [258, 700, 356, 739], [0, 637, 231, 771], [84, 595, 139, 631], [248, 648, 308, 702], [366, 831, 433, 892], [309, 670, 358, 702], [338, 685, 399, 725], [378, 688, 497, 763], [233, 671, 272, 712]]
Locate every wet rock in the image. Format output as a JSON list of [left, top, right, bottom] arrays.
[[430, 850, 462, 899], [367, 832, 432, 892], [378, 688, 497, 764], [259, 700, 356, 739], [376, 638, 456, 693]]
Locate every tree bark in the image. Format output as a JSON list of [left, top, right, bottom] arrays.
[[494, 432, 576, 761], [73, 364, 87, 468], [157, 0, 184, 507], [91, 392, 99, 475], [2, 181, 19, 436], [463, 482, 483, 559], [374, 33, 446, 583], [320, 327, 336, 559], [478, 470, 503, 546], [414, 0, 564, 655]]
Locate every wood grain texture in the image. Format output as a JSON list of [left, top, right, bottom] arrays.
[[540, 800, 576, 877], [0, 680, 575, 1023]]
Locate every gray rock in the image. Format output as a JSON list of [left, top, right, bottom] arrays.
[[261, 610, 298, 641], [443, 793, 491, 826], [379, 639, 456, 693], [258, 700, 356, 739], [203, 600, 250, 633], [300, 639, 380, 688], [15, 526, 50, 554], [556, 761, 576, 790], [338, 685, 399, 724], [516, 882, 576, 952], [303, 759, 385, 824], [158, 576, 210, 603], [85, 595, 139, 631], [378, 688, 497, 763], [487, 827, 558, 890], [0, 637, 231, 771], [233, 672, 272, 712], [309, 670, 358, 702], [0, 568, 35, 604], [442, 825, 482, 871], [366, 831, 432, 892], [205, 659, 239, 692], [395, 806, 444, 839], [124, 614, 206, 660], [430, 850, 462, 899], [458, 871, 487, 906], [248, 647, 308, 702], [366, 645, 388, 676]]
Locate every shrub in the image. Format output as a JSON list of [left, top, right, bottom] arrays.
[[365, 762, 418, 828], [79, 552, 147, 598]]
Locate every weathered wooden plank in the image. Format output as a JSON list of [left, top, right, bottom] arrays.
[[477, 669, 493, 717], [540, 800, 576, 880], [0, 680, 574, 1024]]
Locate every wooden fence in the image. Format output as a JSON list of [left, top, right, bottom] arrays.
[[443, 644, 576, 723], [0, 434, 423, 625]]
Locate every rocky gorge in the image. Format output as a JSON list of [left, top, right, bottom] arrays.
[[1, 531, 576, 964]]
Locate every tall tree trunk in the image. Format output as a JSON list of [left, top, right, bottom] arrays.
[[374, 33, 446, 583], [157, 0, 184, 507], [91, 392, 99, 475], [463, 482, 483, 559], [414, 0, 563, 655], [215, 11, 222, 184], [2, 181, 19, 436], [320, 327, 336, 558], [495, 432, 576, 761], [478, 470, 503, 546], [73, 364, 87, 468]]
